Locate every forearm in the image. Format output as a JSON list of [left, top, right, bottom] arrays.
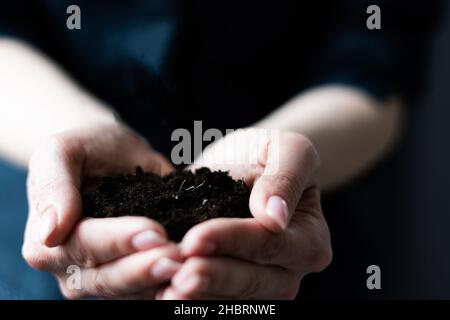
[[0, 38, 116, 167], [255, 85, 404, 190]]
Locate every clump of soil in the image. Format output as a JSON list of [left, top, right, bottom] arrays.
[[82, 167, 252, 241]]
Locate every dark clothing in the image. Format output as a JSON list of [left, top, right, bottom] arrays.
[[0, 0, 440, 155], [0, 1, 442, 299]]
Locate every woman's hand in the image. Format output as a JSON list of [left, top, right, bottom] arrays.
[[22, 122, 183, 299], [158, 128, 332, 299]]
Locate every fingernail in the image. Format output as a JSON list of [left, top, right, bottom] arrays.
[[266, 196, 289, 230], [132, 230, 166, 250], [176, 274, 209, 294], [39, 207, 57, 244], [151, 257, 181, 279]]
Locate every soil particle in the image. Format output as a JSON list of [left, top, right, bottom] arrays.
[[82, 167, 252, 241]]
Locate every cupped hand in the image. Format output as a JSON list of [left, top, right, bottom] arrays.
[[158, 128, 332, 299], [23, 122, 182, 299]]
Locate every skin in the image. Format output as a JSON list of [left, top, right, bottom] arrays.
[[158, 129, 331, 299], [255, 87, 403, 190], [23, 123, 183, 298], [0, 38, 402, 299]]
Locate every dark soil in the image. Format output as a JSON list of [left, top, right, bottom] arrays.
[[82, 167, 252, 241]]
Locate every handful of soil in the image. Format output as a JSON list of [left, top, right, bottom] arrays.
[[82, 167, 252, 241]]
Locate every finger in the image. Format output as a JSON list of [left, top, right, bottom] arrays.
[[181, 187, 331, 272], [142, 151, 176, 176], [22, 216, 169, 272], [170, 257, 300, 299], [27, 136, 85, 247], [180, 218, 299, 269], [250, 132, 319, 232], [60, 244, 182, 299], [62, 216, 168, 267]]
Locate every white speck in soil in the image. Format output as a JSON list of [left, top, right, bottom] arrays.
[[195, 180, 205, 189], [174, 179, 187, 199]]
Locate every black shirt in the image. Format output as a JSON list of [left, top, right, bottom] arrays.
[[0, 0, 441, 155]]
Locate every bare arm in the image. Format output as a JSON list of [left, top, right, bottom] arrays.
[[255, 85, 404, 190], [0, 39, 183, 300], [0, 37, 116, 166]]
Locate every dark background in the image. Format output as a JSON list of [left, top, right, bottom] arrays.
[[404, 2, 450, 297], [0, 3, 449, 299], [300, 3, 450, 299]]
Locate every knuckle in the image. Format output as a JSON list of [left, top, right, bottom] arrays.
[[229, 236, 243, 259], [298, 135, 320, 170], [309, 242, 333, 273], [304, 144, 320, 172], [273, 172, 304, 199], [285, 132, 320, 169], [22, 242, 49, 271], [32, 134, 84, 168], [259, 236, 284, 264], [64, 223, 97, 268], [43, 135, 68, 152], [70, 248, 96, 269], [92, 271, 113, 298], [48, 135, 85, 164], [285, 132, 312, 150], [42, 135, 74, 155]]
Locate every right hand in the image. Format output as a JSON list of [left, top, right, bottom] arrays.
[[22, 122, 182, 299]]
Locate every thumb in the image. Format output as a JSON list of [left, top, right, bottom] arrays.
[[27, 137, 84, 247], [249, 133, 319, 232]]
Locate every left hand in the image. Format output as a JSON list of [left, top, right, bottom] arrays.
[[157, 128, 332, 299]]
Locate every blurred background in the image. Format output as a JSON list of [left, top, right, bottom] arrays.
[[300, 3, 450, 299], [0, 2, 449, 299]]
